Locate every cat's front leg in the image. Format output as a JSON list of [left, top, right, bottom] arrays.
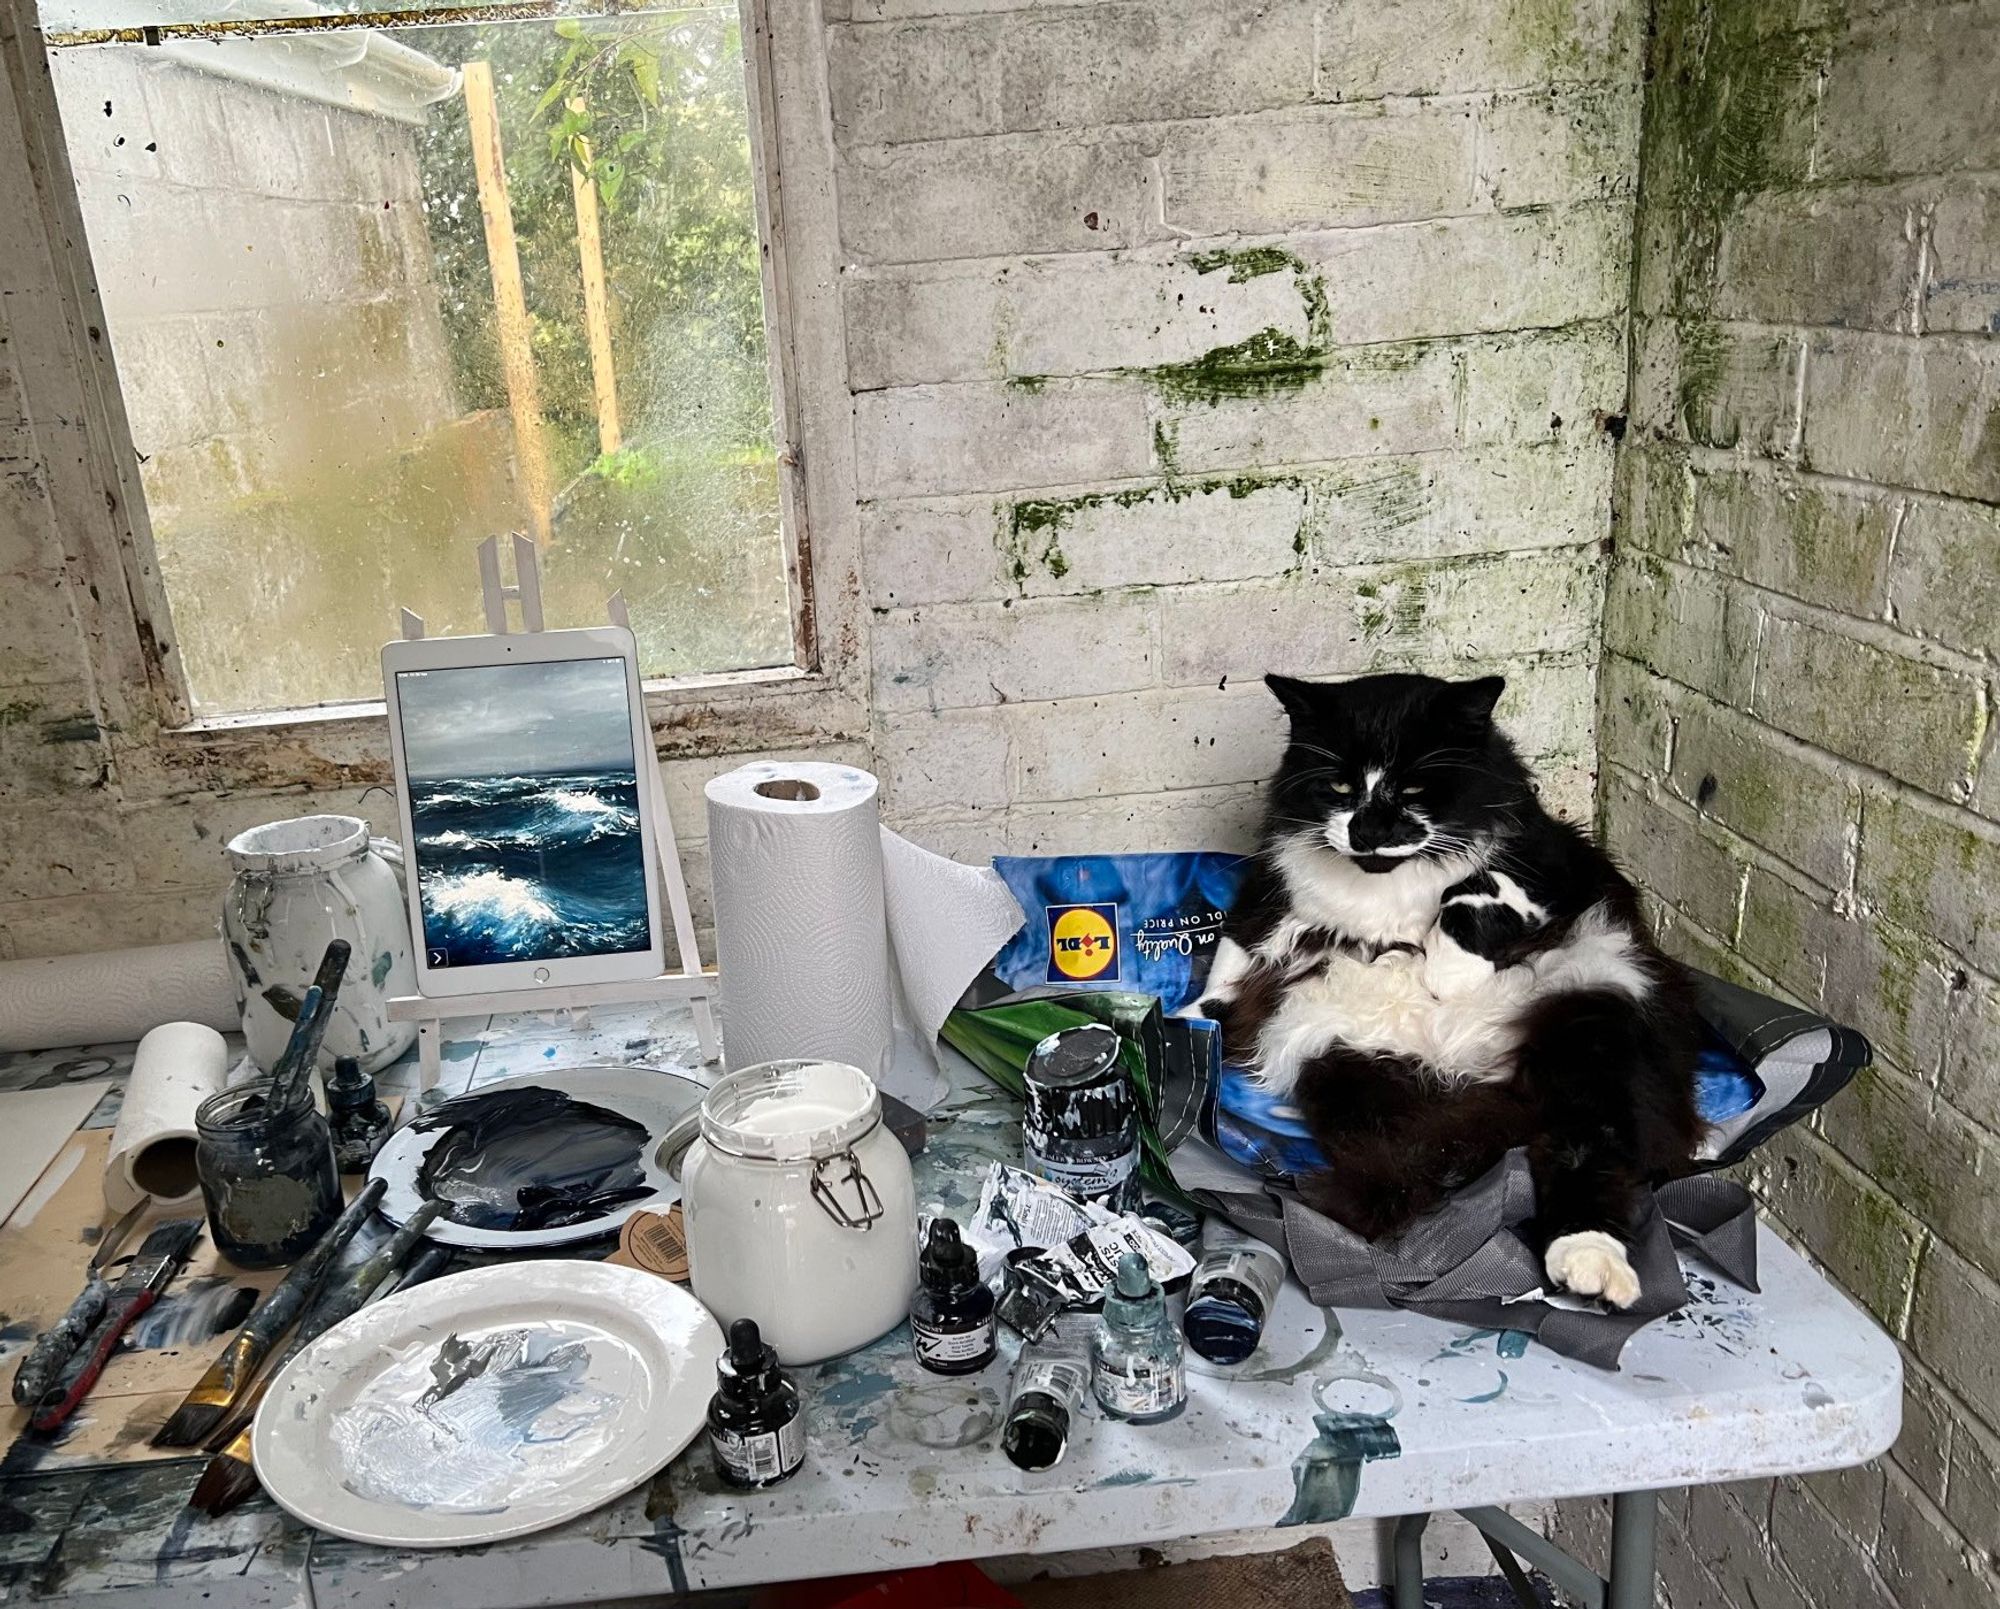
[[1425, 868, 1548, 996]]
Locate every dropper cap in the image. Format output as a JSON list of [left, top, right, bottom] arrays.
[[919, 1218, 977, 1294], [326, 1055, 370, 1110], [1113, 1251, 1151, 1300], [719, 1318, 780, 1389]]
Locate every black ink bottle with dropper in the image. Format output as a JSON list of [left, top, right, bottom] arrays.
[[910, 1217, 997, 1374], [707, 1318, 805, 1489], [326, 1055, 392, 1173]]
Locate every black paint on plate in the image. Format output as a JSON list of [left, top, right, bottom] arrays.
[[412, 1086, 653, 1231]]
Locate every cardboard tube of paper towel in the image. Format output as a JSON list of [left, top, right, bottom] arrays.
[[104, 1022, 229, 1213]]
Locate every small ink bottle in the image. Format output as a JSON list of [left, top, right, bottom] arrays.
[[1091, 1252, 1186, 1424], [707, 1318, 805, 1489], [911, 1218, 997, 1374], [326, 1056, 392, 1173]]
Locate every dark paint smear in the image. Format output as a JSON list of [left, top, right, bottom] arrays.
[[413, 1085, 651, 1230], [1277, 1412, 1400, 1526]]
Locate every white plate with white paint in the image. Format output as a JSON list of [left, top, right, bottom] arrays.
[[251, 1260, 724, 1548]]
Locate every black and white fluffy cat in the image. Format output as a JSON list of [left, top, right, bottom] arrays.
[[1197, 671, 1701, 1308]]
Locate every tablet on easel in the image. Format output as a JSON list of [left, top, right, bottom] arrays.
[[382, 535, 719, 1085], [381, 625, 668, 998]]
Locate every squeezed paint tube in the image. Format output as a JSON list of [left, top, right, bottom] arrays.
[[1182, 1217, 1286, 1367], [964, 1163, 1192, 1298], [1001, 1339, 1090, 1471]]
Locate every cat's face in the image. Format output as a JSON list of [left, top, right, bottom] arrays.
[[1264, 672, 1520, 874]]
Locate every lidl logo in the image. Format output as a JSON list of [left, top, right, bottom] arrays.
[[1047, 903, 1120, 983]]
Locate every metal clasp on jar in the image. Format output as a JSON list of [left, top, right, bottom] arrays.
[[810, 1149, 884, 1229]]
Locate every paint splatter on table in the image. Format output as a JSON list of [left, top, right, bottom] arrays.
[[0, 1005, 1900, 1608]]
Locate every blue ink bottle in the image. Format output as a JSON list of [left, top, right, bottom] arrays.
[[911, 1217, 997, 1374], [1091, 1252, 1186, 1423], [1022, 1023, 1141, 1213], [707, 1318, 805, 1489]]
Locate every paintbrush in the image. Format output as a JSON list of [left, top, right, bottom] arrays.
[[152, 1176, 385, 1448], [30, 1217, 205, 1433], [197, 1199, 447, 1453], [191, 1200, 447, 1515], [263, 939, 352, 1118], [12, 1199, 149, 1407]]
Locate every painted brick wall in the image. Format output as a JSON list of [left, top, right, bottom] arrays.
[[834, 0, 1641, 866], [1554, 1, 2000, 1604], [0, 0, 1640, 958]]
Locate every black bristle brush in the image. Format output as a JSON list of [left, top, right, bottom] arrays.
[[190, 1201, 447, 1516]]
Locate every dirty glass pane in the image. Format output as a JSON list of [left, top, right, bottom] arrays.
[[44, 5, 794, 715]]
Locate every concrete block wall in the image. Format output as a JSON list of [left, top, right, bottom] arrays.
[[1555, 0, 2000, 1603], [836, 0, 1644, 862]]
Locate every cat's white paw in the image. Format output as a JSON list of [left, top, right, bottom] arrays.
[[1422, 928, 1494, 998], [1544, 1231, 1642, 1309]]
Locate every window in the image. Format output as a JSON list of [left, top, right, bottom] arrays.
[[37, 0, 799, 718]]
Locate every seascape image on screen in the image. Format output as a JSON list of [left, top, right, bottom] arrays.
[[397, 658, 652, 968]]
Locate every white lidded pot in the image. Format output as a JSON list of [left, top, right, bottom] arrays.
[[222, 814, 417, 1077], [680, 1059, 917, 1366]]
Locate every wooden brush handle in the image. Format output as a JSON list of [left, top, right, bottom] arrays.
[[31, 1289, 158, 1433]]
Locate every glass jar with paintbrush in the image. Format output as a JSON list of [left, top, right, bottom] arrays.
[[194, 940, 349, 1268]]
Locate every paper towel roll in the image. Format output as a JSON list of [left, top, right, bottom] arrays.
[[707, 762, 896, 1081], [706, 762, 1025, 1110], [0, 940, 239, 1054], [104, 1021, 229, 1213]]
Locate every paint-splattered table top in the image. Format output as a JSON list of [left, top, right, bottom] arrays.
[[0, 1004, 1900, 1609]]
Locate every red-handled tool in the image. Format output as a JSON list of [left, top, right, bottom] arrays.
[[30, 1217, 203, 1434]]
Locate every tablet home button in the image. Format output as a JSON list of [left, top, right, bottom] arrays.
[[534, 967, 551, 984]]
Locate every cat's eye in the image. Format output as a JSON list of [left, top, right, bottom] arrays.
[[1328, 782, 1355, 797], [1399, 783, 1424, 797]]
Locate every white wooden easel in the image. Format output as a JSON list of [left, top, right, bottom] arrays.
[[385, 533, 720, 1087]]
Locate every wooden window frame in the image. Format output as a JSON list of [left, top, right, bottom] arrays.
[[0, 0, 865, 803]]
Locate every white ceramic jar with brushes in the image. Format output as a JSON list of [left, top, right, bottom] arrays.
[[222, 815, 416, 1077], [680, 1059, 917, 1365]]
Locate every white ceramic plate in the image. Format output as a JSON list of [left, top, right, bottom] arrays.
[[251, 1260, 724, 1548], [372, 1064, 706, 1249]]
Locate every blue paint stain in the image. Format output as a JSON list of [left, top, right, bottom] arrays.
[[544, 1047, 559, 1059], [1096, 1469, 1157, 1487], [1458, 1371, 1509, 1404], [441, 1041, 480, 1061], [818, 1369, 899, 1408], [1278, 1412, 1400, 1526], [370, 951, 394, 988], [1496, 1330, 1531, 1359], [847, 1414, 880, 1443]]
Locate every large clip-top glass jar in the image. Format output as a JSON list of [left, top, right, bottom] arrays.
[[680, 1060, 917, 1365]]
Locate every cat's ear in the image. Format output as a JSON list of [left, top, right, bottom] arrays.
[[1265, 673, 1326, 720], [1442, 675, 1506, 726]]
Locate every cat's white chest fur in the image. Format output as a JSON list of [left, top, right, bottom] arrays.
[[1228, 842, 1650, 1094]]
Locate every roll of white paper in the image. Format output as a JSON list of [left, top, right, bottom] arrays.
[[707, 762, 896, 1082], [0, 940, 238, 1054], [104, 1021, 229, 1213], [706, 762, 1025, 1110]]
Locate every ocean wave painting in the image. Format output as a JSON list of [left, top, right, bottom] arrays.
[[396, 658, 653, 968]]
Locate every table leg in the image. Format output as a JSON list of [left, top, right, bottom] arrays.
[[1607, 1489, 1659, 1609], [419, 1020, 440, 1092], [1391, 1512, 1429, 1609]]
